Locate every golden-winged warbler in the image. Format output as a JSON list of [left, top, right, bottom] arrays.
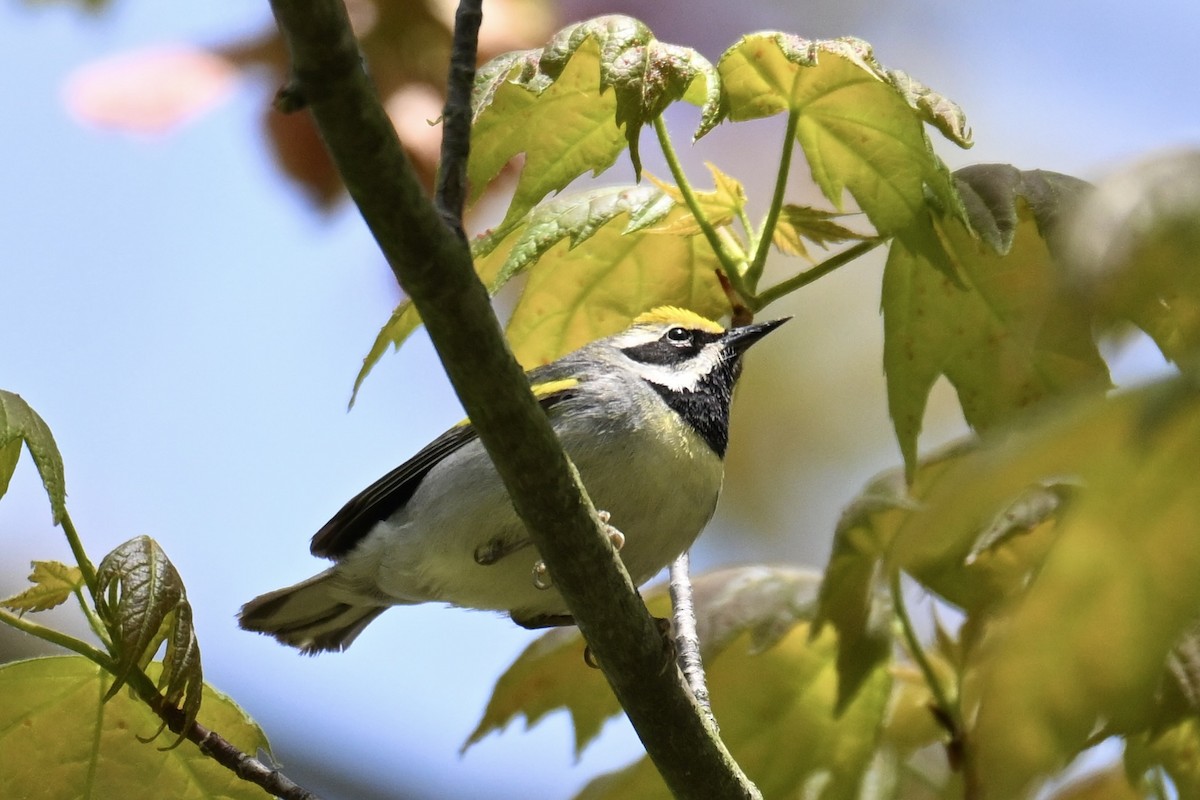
[[239, 307, 787, 653]]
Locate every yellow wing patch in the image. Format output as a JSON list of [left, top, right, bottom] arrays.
[[452, 378, 580, 428], [633, 306, 725, 334], [531, 378, 580, 399]]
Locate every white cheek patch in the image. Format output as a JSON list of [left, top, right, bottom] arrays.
[[631, 344, 724, 392]]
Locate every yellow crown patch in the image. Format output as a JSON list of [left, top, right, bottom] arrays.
[[633, 306, 725, 334]]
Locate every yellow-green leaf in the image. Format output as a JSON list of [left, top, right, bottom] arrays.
[[886, 69, 972, 149], [0, 390, 67, 524], [716, 34, 968, 238], [468, 566, 824, 756], [883, 171, 1110, 478], [890, 377, 1200, 798], [473, 567, 891, 798], [349, 183, 705, 397], [646, 163, 746, 235], [464, 625, 617, 756], [0, 439, 19, 498], [575, 621, 891, 800], [771, 204, 869, 259], [0, 656, 270, 800], [502, 191, 729, 367], [470, 16, 719, 227], [0, 561, 84, 613], [813, 443, 969, 708], [349, 219, 521, 405]]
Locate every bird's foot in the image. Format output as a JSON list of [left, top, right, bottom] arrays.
[[531, 559, 552, 590], [473, 536, 532, 566], [596, 509, 625, 551]]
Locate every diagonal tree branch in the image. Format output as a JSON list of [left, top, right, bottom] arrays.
[[265, 1, 759, 798]]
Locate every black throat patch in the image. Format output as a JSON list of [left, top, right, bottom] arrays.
[[645, 356, 743, 458]]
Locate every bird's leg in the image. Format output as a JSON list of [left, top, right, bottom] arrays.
[[516, 510, 633, 669], [473, 535, 533, 566], [477, 509, 620, 571], [531, 560, 552, 589], [526, 511, 624, 591]]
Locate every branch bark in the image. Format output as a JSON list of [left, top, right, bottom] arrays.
[[149, 696, 319, 800], [265, 1, 759, 798]]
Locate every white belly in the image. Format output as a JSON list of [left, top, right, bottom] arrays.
[[346, 411, 723, 619]]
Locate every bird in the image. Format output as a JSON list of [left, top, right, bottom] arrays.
[[238, 307, 788, 653]]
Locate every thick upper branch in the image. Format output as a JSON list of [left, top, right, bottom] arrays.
[[265, 2, 759, 797]]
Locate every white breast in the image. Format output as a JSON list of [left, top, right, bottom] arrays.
[[342, 394, 724, 620]]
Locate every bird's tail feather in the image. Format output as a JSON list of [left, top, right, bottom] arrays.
[[239, 569, 388, 654]]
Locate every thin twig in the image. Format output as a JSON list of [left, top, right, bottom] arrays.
[[434, 0, 482, 235], [652, 115, 749, 301], [746, 108, 800, 287], [889, 569, 981, 796], [889, 569, 960, 731], [112, 662, 322, 800], [60, 510, 98, 595], [146, 696, 320, 800], [0, 606, 112, 664], [669, 551, 715, 727], [752, 238, 882, 309]]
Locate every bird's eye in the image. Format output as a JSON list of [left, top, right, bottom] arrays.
[[666, 326, 691, 344]]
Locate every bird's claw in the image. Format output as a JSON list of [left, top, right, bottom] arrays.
[[531, 560, 552, 590], [596, 509, 625, 551], [474, 536, 532, 566]]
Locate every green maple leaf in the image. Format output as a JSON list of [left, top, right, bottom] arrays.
[[883, 165, 1109, 478], [498, 186, 730, 366], [0, 390, 66, 524], [0, 656, 267, 800], [470, 567, 890, 800], [0, 561, 84, 613], [470, 15, 719, 230], [353, 184, 729, 393], [889, 376, 1200, 798], [714, 34, 970, 239]]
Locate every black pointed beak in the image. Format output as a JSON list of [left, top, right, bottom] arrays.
[[723, 316, 791, 353]]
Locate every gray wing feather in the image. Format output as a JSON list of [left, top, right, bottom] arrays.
[[309, 379, 579, 559]]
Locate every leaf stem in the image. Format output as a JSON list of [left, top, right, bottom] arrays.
[[60, 510, 98, 596], [889, 569, 960, 731], [752, 239, 882, 309], [73, 587, 112, 648], [0, 606, 114, 668], [651, 115, 750, 304], [746, 109, 800, 288]]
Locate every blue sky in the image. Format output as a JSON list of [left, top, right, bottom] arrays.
[[2, 1, 1197, 798]]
